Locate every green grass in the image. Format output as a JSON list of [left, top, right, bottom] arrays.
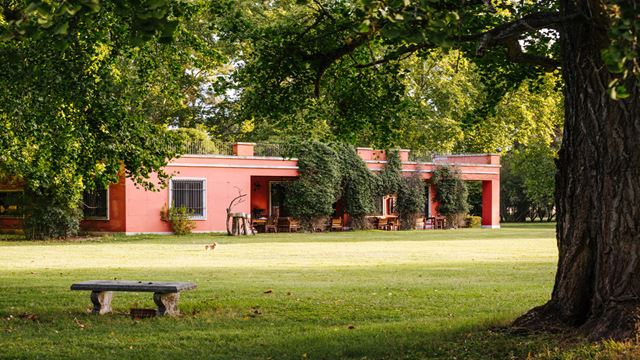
[[0, 223, 630, 359]]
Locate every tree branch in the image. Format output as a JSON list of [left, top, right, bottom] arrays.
[[302, 10, 580, 89], [304, 34, 371, 97], [459, 11, 581, 70], [464, 12, 580, 55], [354, 43, 433, 68], [311, 0, 335, 22], [356, 11, 580, 70]]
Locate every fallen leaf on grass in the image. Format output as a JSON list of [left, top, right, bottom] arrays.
[[246, 307, 263, 318], [18, 313, 38, 321], [73, 317, 86, 330]]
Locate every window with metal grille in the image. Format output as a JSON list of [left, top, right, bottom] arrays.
[[170, 179, 206, 218], [83, 185, 108, 219]]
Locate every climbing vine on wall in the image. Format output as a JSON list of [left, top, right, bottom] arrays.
[[285, 141, 342, 230], [377, 149, 402, 197], [286, 141, 380, 230], [336, 144, 379, 230], [397, 172, 426, 230], [432, 165, 469, 228]]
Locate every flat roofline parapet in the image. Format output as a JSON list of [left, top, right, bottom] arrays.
[[179, 142, 500, 165]]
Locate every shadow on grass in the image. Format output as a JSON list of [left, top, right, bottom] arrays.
[[0, 261, 566, 359], [0, 307, 580, 359]]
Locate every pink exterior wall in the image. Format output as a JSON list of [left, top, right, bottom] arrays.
[[233, 143, 255, 157], [123, 156, 298, 234], [482, 180, 501, 228], [0, 145, 501, 234]]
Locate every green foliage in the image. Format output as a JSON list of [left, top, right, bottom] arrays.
[[468, 73, 563, 153], [601, 1, 640, 99], [22, 189, 83, 240], [397, 173, 426, 230], [0, 1, 223, 238], [286, 141, 381, 230], [500, 152, 530, 222], [205, 1, 557, 152], [0, 0, 183, 44], [396, 51, 482, 153], [432, 165, 469, 228], [169, 206, 196, 235], [377, 150, 402, 196], [285, 142, 342, 230], [513, 143, 557, 213], [336, 144, 378, 230], [503, 142, 557, 222], [465, 216, 482, 228], [466, 181, 483, 217], [174, 126, 221, 155]]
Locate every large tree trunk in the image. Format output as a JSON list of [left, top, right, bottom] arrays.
[[514, 0, 640, 340]]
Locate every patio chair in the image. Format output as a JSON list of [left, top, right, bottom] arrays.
[[331, 217, 343, 231], [425, 217, 436, 230], [278, 217, 300, 232], [289, 218, 301, 232], [265, 215, 278, 233], [386, 217, 398, 231]]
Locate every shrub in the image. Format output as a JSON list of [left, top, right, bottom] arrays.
[[377, 149, 402, 196], [174, 126, 221, 155], [465, 215, 482, 228], [169, 206, 196, 235], [432, 165, 469, 228], [23, 187, 82, 240], [336, 144, 378, 230], [397, 173, 426, 230], [285, 142, 341, 230]]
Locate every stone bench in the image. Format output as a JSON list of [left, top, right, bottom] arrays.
[[71, 280, 197, 316]]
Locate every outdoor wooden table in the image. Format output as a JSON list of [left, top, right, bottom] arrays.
[[71, 280, 197, 316], [375, 215, 398, 230], [425, 217, 436, 229], [252, 218, 267, 232]]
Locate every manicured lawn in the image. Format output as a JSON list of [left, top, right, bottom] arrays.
[[0, 223, 630, 359]]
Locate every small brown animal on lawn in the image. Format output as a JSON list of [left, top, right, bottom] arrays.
[[204, 242, 217, 251]]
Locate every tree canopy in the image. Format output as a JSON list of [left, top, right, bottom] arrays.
[[206, 0, 640, 343], [0, 0, 224, 238], [3, 0, 640, 342]]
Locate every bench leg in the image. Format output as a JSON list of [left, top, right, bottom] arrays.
[[153, 292, 180, 316], [90, 291, 113, 315]]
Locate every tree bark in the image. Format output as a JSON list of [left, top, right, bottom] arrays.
[[514, 0, 640, 340]]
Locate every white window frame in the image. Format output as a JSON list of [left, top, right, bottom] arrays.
[[169, 177, 207, 220], [83, 186, 110, 221], [381, 195, 397, 216]]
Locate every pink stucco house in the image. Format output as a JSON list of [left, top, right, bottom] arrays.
[[0, 143, 500, 234]]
